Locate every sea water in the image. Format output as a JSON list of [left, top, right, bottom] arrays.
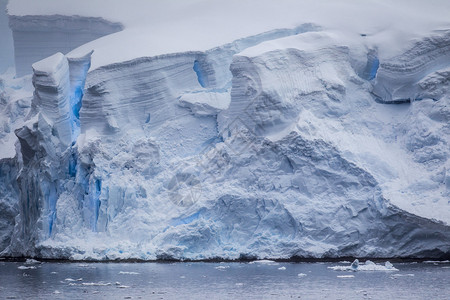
[[0, 260, 449, 299]]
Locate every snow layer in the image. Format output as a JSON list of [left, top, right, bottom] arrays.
[[1, 1, 449, 260], [8, 0, 450, 71]]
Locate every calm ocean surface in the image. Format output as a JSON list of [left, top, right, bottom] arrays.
[[0, 260, 449, 299]]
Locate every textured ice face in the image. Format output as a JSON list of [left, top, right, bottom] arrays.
[[1, 2, 450, 260]]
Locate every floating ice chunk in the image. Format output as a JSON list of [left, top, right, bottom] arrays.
[[65, 278, 83, 282], [118, 271, 140, 275], [385, 261, 394, 269], [351, 259, 359, 270], [278, 266, 286, 270], [328, 265, 352, 271], [390, 274, 414, 278], [423, 260, 449, 264], [329, 260, 399, 271], [24, 259, 41, 265], [82, 282, 112, 286], [53, 290, 61, 294], [250, 260, 278, 265], [298, 273, 307, 277], [215, 265, 230, 270], [337, 275, 355, 278], [117, 285, 130, 288], [18, 266, 36, 270], [358, 261, 398, 271]]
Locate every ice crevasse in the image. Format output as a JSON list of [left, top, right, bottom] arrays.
[[0, 0, 449, 260]]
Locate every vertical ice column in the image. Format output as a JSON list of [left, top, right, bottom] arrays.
[[8, 52, 90, 255], [32, 53, 72, 147], [68, 50, 93, 141]]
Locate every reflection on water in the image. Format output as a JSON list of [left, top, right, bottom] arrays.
[[0, 260, 449, 299]]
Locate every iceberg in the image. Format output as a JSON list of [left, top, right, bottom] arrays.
[[0, 0, 449, 260], [329, 259, 399, 272]]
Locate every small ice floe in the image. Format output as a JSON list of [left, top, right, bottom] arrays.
[[25, 259, 41, 265], [297, 273, 307, 277], [424, 260, 449, 264], [328, 259, 398, 271], [215, 265, 229, 270], [339, 261, 351, 264], [180, 275, 186, 279], [249, 260, 278, 265], [18, 266, 36, 270], [235, 283, 244, 286], [76, 263, 96, 269], [53, 290, 61, 294], [50, 272, 58, 274], [390, 274, 414, 278], [65, 278, 83, 282], [278, 266, 286, 270], [117, 285, 130, 289], [82, 282, 112, 286], [337, 275, 355, 278], [118, 271, 140, 275]]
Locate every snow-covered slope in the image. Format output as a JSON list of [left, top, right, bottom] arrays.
[[0, 0, 449, 260]]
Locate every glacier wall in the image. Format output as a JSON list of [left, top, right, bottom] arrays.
[[0, 26, 449, 260], [9, 14, 122, 76], [0, 156, 18, 251], [4, 51, 92, 256]]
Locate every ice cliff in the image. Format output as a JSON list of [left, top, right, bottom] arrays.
[[0, 0, 449, 260]]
